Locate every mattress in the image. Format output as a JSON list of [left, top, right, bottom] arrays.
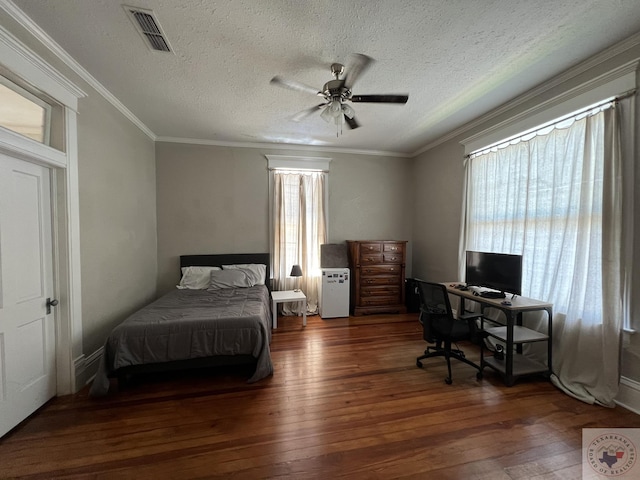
[[90, 285, 273, 396]]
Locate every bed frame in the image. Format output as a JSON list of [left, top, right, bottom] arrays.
[[114, 253, 271, 388]]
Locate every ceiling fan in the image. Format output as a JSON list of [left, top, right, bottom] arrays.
[[270, 54, 409, 135]]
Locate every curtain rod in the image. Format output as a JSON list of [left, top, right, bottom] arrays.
[[466, 88, 637, 159], [268, 167, 328, 173]]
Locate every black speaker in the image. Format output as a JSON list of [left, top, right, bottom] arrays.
[[405, 278, 420, 313]]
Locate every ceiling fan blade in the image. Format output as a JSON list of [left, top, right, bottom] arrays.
[[291, 103, 327, 122], [344, 53, 374, 90], [344, 114, 359, 129], [351, 94, 409, 103], [270, 76, 321, 96]]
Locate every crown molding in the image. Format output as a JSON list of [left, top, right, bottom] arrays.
[[461, 60, 638, 154], [156, 136, 412, 158], [0, 0, 156, 140], [0, 23, 85, 109], [2, 1, 408, 156], [411, 31, 640, 158]]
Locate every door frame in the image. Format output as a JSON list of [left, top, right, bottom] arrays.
[[0, 23, 86, 394]]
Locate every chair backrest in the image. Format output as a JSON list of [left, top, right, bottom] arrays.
[[415, 280, 456, 342]]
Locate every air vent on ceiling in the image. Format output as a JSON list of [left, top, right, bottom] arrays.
[[124, 6, 173, 53]]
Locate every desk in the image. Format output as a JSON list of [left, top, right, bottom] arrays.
[[271, 290, 307, 329], [444, 283, 553, 386]]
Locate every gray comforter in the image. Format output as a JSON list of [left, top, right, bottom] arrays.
[[90, 285, 273, 396]]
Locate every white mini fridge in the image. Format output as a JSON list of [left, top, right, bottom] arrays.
[[319, 268, 350, 318]]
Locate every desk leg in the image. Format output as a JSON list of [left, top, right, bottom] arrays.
[[302, 299, 307, 327], [272, 299, 278, 329], [546, 307, 553, 377], [505, 310, 515, 386]]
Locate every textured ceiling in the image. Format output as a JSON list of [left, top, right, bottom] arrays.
[[11, 0, 640, 155]]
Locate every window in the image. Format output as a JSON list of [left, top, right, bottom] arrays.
[[464, 103, 611, 324], [267, 155, 329, 314], [0, 75, 51, 144]]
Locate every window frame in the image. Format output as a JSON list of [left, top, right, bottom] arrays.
[[0, 74, 52, 145]]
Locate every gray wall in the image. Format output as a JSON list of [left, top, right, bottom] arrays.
[[411, 44, 640, 382], [155, 143, 413, 294], [1, 11, 158, 357], [77, 93, 157, 354]]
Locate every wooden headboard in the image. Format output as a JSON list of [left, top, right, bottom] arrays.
[[180, 253, 271, 290]]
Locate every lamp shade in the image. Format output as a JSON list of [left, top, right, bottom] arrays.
[[290, 264, 303, 277]]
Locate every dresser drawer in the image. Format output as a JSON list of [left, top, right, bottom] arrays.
[[361, 265, 401, 276], [360, 253, 383, 264], [359, 296, 400, 307], [361, 285, 401, 296], [383, 252, 403, 263], [360, 243, 382, 254], [360, 275, 400, 286], [383, 243, 404, 254]]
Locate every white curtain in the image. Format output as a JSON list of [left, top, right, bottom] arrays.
[[462, 104, 626, 406], [272, 171, 326, 315]]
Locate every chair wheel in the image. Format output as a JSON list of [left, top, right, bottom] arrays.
[[416, 360, 423, 368], [476, 372, 483, 380], [445, 377, 452, 385]]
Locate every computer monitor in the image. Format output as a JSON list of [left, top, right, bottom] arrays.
[[465, 251, 522, 296]]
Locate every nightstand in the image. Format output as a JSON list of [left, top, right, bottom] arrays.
[[271, 290, 307, 329]]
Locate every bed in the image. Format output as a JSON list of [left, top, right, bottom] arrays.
[[89, 253, 273, 396]]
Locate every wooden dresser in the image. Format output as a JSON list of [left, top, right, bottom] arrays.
[[347, 240, 407, 316]]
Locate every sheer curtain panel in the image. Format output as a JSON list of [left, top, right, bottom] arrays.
[[461, 104, 627, 406], [272, 171, 327, 315]]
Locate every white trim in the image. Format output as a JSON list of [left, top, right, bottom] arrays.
[[158, 136, 411, 158], [411, 32, 640, 157], [615, 376, 640, 415], [0, 127, 67, 167], [0, 0, 155, 140], [461, 62, 638, 154], [63, 107, 83, 393], [266, 154, 332, 171], [0, 23, 84, 111], [0, 11, 84, 395], [0, 21, 84, 108]]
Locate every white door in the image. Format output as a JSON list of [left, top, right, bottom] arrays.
[[0, 153, 56, 437]]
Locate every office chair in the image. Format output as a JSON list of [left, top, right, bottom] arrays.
[[415, 280, 481, 384]]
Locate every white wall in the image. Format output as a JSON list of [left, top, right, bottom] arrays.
[[0, 11, 158, 359], [155, 143, 413, 294], [77, 92, 157, 354], [412, 40, 640, 392]]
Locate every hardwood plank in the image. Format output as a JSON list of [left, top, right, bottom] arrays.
[[0, 313, 639, 479]]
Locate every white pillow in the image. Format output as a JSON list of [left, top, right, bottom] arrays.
[[222, 263, 266, 286], [177, 266, 222, 289], [208, 269, 253, 290]]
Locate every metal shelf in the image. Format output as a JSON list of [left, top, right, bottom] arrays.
[[484, 325, 549, 344]]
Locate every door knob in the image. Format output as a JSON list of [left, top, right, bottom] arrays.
[[46, 297, 59, 314]]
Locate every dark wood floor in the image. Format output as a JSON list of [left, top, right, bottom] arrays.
[[2, 313, 640, 479]]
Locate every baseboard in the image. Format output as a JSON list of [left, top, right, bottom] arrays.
[[73, 347, 103, 390], [615, 376, 640, 414]]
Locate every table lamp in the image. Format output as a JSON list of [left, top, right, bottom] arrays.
[[290, 264, 303, 292]]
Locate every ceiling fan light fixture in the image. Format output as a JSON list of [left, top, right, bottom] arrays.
[[329, 99, 342, 116], [320, 105, 334, 123], [270, 53, 409, 135], [342, 104, 355, 119]]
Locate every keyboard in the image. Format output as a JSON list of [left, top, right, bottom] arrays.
[[478, 291, 505, 299]]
